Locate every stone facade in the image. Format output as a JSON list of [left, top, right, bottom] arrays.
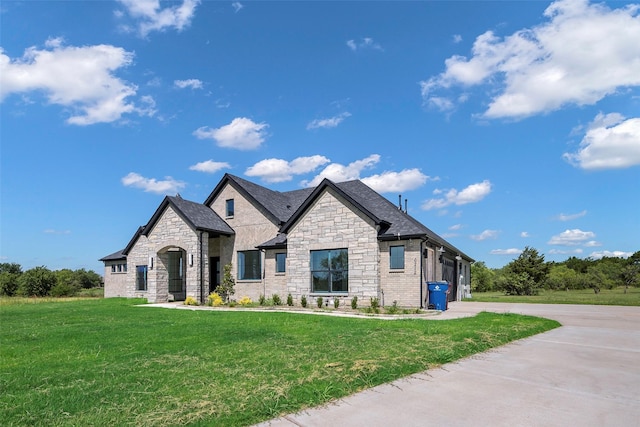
[[126, 206, 208, 303], [286, 189, 380, 305], [208, 182, 279, 301], [103, 175, 473, 308]]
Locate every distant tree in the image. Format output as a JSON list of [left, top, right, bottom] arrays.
[[0, 272, 21, 296], [0, 263, 22, 275], [17, 266, 57, 297], [498, 247, 548, 295], [509, 247, 549, 285], [471, 261, 495, 292], [72, 269, 103, 288], [547, 264, 580, 290], [622, 251, 640, 293]]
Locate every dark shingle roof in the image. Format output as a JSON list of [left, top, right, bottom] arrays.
[[99, 249, 126, 261], [167, 196, 234, 235]]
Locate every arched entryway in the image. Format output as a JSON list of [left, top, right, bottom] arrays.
[[158, 247, 186, 301]]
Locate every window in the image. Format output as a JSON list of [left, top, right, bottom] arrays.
[[275, 253, 286, 273], [111, 265, 116, 273], [390, 245, 405, 270], [136, 265, 148, 291], [238, 250, 261, 280], [311, 249, 348, 293], [226, 199, 234, 217]]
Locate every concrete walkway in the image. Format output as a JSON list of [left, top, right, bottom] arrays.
[[255, 302, 640, 427]]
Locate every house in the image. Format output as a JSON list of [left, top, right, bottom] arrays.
[[100, 173, 473, 307]]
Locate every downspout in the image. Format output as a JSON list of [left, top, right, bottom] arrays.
[[419, 237, 428, 309], [199, 231, 204, 304], [260, 249, 266, 297]]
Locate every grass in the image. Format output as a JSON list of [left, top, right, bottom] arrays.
[[468, 286, 640, 306], [0, 298, 559, 426]]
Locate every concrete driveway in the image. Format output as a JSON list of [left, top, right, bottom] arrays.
[[256, 302, 640, 427]]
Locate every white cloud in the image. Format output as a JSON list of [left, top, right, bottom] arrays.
[[471, 229, 500, 241], [421, 0, 640, 119], [421, 180, 492, 210], [548, 228, 596, 246], [245, 155, 330, 183], [117, 0, 200, 37], [307, 112, 351, 130], [189, 160, 231, 174], [43, 229, 71, 235], [231, 2, 243, 13], [0, 39, 145, 125], [361, 169, 431, 194], [589, 250, 633, 259], [555, 210, 587, 221], [301, 154, 380, 187], [520, 231, 530, 238], [449, 224, 464, 231], [453, 34, 463, 44], [563, 113, 640, 170], [346, 37, 383, 52], [121, 172, 186, 194], [174, 79, 203, 89], [490, 248, 522, 255], [548, 248, 584, 255], [193, 117, 268, 150]]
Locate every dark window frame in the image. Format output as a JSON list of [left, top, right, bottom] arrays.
[[390, 245, 405, 270], [275, 252, 286, 273], [225, 199, 234, 217], [136, 265, 148, 291], [310, 248, 348, 294], [238, 250, 261, 281]]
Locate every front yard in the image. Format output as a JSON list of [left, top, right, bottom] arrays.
[[0, 298, 558, 426]]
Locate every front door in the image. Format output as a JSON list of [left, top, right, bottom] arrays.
[[210, 257, 221, 294], [168, 250, 186, 301]]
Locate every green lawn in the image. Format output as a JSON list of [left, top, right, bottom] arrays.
[[0, 298, 559, 426], [468, 286, 640, 306]]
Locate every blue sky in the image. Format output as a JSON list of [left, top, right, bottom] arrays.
[[1, 0, 639, 273]]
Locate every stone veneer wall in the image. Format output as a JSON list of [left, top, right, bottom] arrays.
[[208, 183, 280, 301], [126, 206, 208, 303], [286, 188, 379, 305]]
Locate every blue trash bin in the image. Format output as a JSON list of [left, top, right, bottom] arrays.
[[427, 281, 450, 311]]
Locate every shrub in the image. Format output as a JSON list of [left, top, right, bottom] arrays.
[[385, 300, 399, 314], [215, 263, 235, 303], [17, 266, 56, 297], [370, 297, 380, 311], [316, 297, 323, 308], [333, 298, 340, 309], [207, 292, 224, 307], [301, 295, 308, 308], [351, 295, 358, 309], [0, 272, 20, 297], [287, 293, 293, 306], [238, 296, 252, 306], [258, 294, 266, 306], [272, 294, 282, 306], [184, 296, 199, 306], [50, 282, 78, 297]]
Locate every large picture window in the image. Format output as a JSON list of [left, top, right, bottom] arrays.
[[311, 249, 348, 293], [136, 265, 148, 291], [238, 250, 261, 280], [390, 245, 405, 270]]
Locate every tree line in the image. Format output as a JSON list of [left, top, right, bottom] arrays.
[[471, 247, 640, 295], [0, 263, 103, 297]]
